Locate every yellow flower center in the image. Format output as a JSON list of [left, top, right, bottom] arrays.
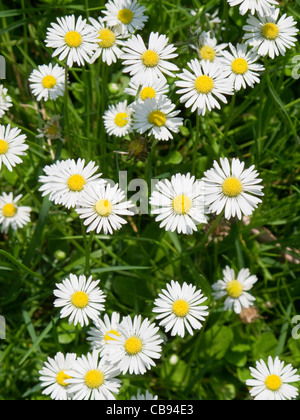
[[42, 75, 57, 89], [65, 30, 82, 48], [98, 28, 116, 48], [128, 138, 146, 156], [261, 23, 279, 40], [142, 50, 160, 68], [114, 112, 129, 128], [2, 203, 17, 218], [71, 291, 89, 309], [226, 280, 243, 299], [195, 75, 214, 94], [84, 369, 104, 389], [67, 174, 86, 192], [148, 110, 166, 127], [124, 336, 143, 355], [56, 370, 72, 387], [95, 199, 113, 217], [172, 299, 189, 317], [231, 58, 249, 75], [265, 374, 282, 391], [222, 177, 243, 197], [118, 8, 134, 24], [104, 329, 121, 342], [0, 139, 9, 155], [172, 194, 192, 215], [200, 45, 216, 62], [140, 86, 156, 101]]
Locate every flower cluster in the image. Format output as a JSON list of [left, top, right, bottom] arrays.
[[1, 0, 299, 402]]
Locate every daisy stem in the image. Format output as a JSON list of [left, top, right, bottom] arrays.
[[100, 63, 108, 173], [200, 211, 224, 248], [14, 166, 41, 208], [192, 113, 200, 175], [81, 221, 93, 276], [63, 64, 70, 155], [147, 136, 158, 186], [84, 66, 91, 159]]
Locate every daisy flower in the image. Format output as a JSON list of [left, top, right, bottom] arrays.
[[132, 96, 183, 142], [0, 85, 13, 118], [107, 315, 163, 375], [0, 123, 28, 172], [227, 0, 278, 16], [45, 15, 99, 67], [131, 390, 158, 400], [53, 274, 106, 327], [103, 0, 148, 34], [221, 43, 265, 91], [246, 356, 300, 400], [39, 158, 105, 209], [212, 266, 258, 314], [153, 280, 209, 338], [75, 182, 135, 235], [39, 352, 77, 400], [87, 312, 123, 357], [66, 349, 122, 400], [242, 9, 299, 59], [191, 31, 227, 63], [121, 32, 179, 85], [175, 58, 234, 116], [88, 17, 127, 65], [202, 157, 264, 220], [0, 192, 31, 234], [124, 78, 169, 102], [28, 63, 65, 102], [149, 173, 208, 235], [103, 100, 133, 138]]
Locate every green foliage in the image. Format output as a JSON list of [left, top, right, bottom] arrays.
[[0, 0, 299, 401]]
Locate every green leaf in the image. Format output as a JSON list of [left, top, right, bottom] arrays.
[[0, 250, 42, 279], [252, 332, 278, 360], [201, 325, 234, 360]]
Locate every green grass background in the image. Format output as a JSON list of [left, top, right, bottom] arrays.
[[0, 0, 300, 400]]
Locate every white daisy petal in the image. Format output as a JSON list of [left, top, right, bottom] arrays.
[[39, 352, 77, 400], [202, 157, 264, 220], [66, 349, 121, 400], [75, 182, 135, 235], [0, 85, 13, 117], [106, 315, 163, 375], [0, 192, 31, 234], [212, 265, 258, 314], [102, 0, 148, 34], [29, 63, 65, 102], [121, 32, 179, 84], [39, 158, 105, 209], [0, 124, 28, 172], [132, 96, 183, 142], [150, 173, 208, 234], [153, 280, 209, 337], [175, 58, 234, 116], [45, 14, 99, 67], [242, 10, 298, 59], [53, 274, 106, 327]]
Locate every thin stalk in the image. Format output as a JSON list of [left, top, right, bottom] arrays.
[[14, 166, 41, 208], [81, 221, 93, 276], [63, 64, 70, 155], [100, 63, 108, 173], [192, 113, 200, 175], [200, 211, 224, 248]]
